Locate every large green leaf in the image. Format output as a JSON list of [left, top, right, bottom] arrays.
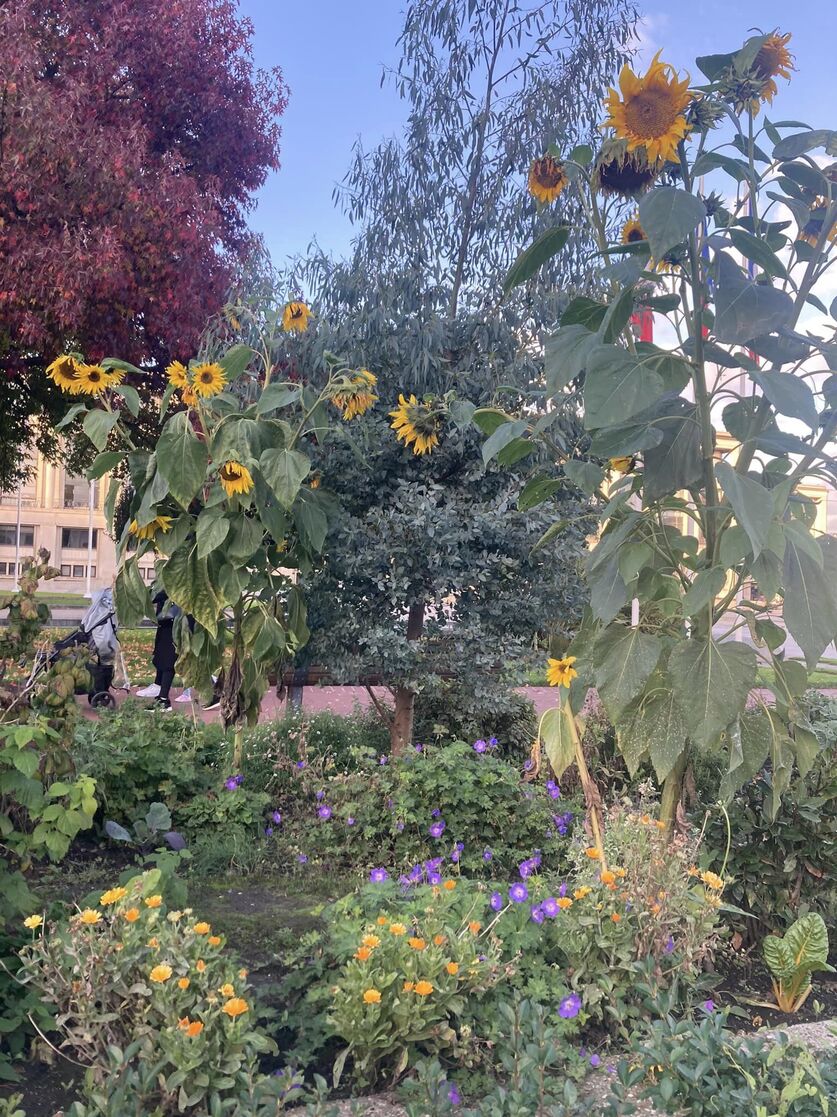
[[763, 935, 797, 982], [772, 129, 836, 160], [503, 225, 569, 293], [82, 409, 119, 451], [715, 461, 774, 558], [195, 512, 230, 559], [583, 345, 667, 429], [544, 326, 598, 392], [713, 252, 794, 343], [616, 668, 687, 781], [517, 476, 564, 512], [728, 228, 788, 279], [681, 567, 726, 617], [86, 451, 126, 481], [539, 707, 575, 780], [593, 625, 663, 720], [719, 713, 772, 800], [162, 543, 223, 636], [668, 638, 756, 749], [782, 531, 837, 668], [751, 370, 818, 430], [587, 551, 629, 624], [156, 411, 209, 509], [114, 559, 152, 626], [782, 912, 832, 973], [638, 187, 706, 260], [256, 383, 302, 415], [259, 448, 311, 510], [220, 344, 253, 383], [642, 400, 703, 501], [294, 493, 329, 553], [481, 419, 528, 466], [563, 460, 604, 496]]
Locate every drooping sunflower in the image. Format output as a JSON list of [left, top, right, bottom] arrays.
[[331, 369, 378, 420], [797, 199, 837, 248], [46, 354, 83, 394], [166, 360, 189, 389], [609, 455, 635, 475], [389, 393, 440, 456], [219, 461, 254, 497], [620, 217, 647, 245], [129, 516, 174, 541], [593, 139, 658, 198], [527, 155, 568, 204], [282, 301, 313, 333], [603, 51, 692, 164], [181, 384, 199, 409], [752, 31, 794, 103], [191, 362, 226, 398], [546, 656, 578, 688], [74, 363, 112, 395]]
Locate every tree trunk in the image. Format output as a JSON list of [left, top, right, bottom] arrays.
[[388, 601, 425, 756]]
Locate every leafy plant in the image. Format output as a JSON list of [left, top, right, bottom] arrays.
[[105, 801, 185, 853], [759, 913, 834, 1013]]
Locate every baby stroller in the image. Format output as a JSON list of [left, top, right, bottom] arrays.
[[51, 589, 126, 708]]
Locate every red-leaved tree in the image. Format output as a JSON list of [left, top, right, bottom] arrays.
[[0, 0, 287, 485]]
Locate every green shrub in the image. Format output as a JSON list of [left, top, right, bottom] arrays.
[[413, 683, 537, 763]]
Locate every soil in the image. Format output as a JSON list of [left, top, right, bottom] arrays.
[[715, 948, 837, 1032]]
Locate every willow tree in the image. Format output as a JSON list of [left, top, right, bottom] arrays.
[[274, 0, 636, 753]]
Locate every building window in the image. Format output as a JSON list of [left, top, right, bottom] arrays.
[[60, 564, 71, 577], [72, 564, 84, 578], [63, 477, 97, 509], [0, 562, 7, 575], [0, 525, 34, 548], [61, 527, 98, 550]]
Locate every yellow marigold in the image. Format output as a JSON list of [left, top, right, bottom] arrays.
[[124, 908, 140, 922], [615, 867, 626, 879], [219, 460, 254, 498], [584, 847, 601, 860], [179, 1018, 204, 1037], [600, 870, 616, 886], [528, 155, 568, 204], [403, 981, 415, 992], [219, 983, 235, 997], [144, 895, 163, 908], [196, 960, 207, 973], [208, 936, 221, 946], [700, 871, 725, 890], [376, 916, 388, 926], [573, 886, 592, 900], [282, 301, 313, 333], [603, 51, 692, 163], [355, 947, 373, 961], [611, 912, 622, 924], [166, 360, 189, 389], [222, 997, 249, 1017], [78, 909, 102, 925], [239, 968, 248, 979], [147, 937, 159, 949], [640, 813, 652, 825], [433, 934, 446, 947], [414, 980, 434, 997], [191, 362, 226, 398], [655, 820, 666, 831], [100, 887, 127, 906], [150, 964, 173, 983], [46, 354, 83, 393], [178, 977, 190, 990], [193, 922, 211, 935], [753, 31, 794, 103], [468, 921, 482, 934], [389, 393, 440, 456], [443, 880, 457, 891], [23, 914, 43, 930], [408, 937, 426, 951], [362, 988, 381, 1004], [362, 934, 381, 949], [546, 656, 578, 688], [446, 962, 459, 975], [557, 897, 573, 910], [389, 923, 407, 936]]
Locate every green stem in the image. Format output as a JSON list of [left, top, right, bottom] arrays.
[[660, 750, 688, 835]]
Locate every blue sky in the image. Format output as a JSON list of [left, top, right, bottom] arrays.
[[239, 0, 830, 266]]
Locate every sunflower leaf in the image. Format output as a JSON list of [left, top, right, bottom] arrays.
[[638, 187, 706, 261], [503, 226, 570, 293]]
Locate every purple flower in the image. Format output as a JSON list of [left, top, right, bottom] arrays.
[[428, 872, 442, 886], [546, 780, 561, 800], [347, 817, 356, 827], [488, 736, 499, 749], [703, 999, 715, 1014], [532, 850, 542, 868], [490, 891, 503, 911], [518, 859, 535, 879], [473, 739, 487, 754], [408, 864, 423, 883], [369, 867, 389, 883], [414, 743, 423, 752], [553, 811, 573, 835], [531, 906, 545, 924], [315, 790, 325, 800], [447, 1083, 461, 1106], [297, 854, 308, 864], [541, 897, 559, 918], [396, 821, 405, 832], [224, 776, 240, 791], [425, 857, 443, 873], [558, 881, 567, 898], [509, 883, 529, 904], [295, 760, 306, 769], [431, 808, 441, 818], [559, 993, 582, 1019], [665, 935, 675, 954], [455, 842, 464, 851], [450, 850, 460, 863], [271, 811, 282, 824], [482, 848, 493, 862], [590, 1054, 601, 1068], [386, 797, 394, 810], [429, 820, 446, 838], [523, 759, 534, 772], [317, 805, 332, 821], [379, 755, 388, 766], [264, 826, 274, 837]]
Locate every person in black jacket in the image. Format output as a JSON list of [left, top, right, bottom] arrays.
[[147, 591, 181, 710]]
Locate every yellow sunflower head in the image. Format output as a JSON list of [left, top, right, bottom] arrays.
[[129, 516, 174, 541], [527, 155, 568, 204], [609, 455, 635, 475], [620, 217, 647, 245], [75, 363, 114, 396], [752, 31, 794, 103], [219, 461, 254, 498], [593, 138, 658, 198], [331, 369, 379, 420], [797, 199, 837, 248], [546, 656, 578, 689], [603, 51, 692, 164], [191, 362, 226, 398], [166, 360, 190, 389], [389, 393, 441, 456], [282, 301, 313, 333], [181, 384, 199, 409], [46, 354, 83, 393]]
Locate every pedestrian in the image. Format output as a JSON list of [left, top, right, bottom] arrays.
[[135, 591, 181, 710]]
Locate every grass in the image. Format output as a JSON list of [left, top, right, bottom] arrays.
[[35, 592, 90, 606]]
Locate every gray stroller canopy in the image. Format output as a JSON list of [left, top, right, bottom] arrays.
[[81, 588, 119, 666]]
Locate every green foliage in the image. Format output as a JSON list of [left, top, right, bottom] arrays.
[[242, 708, 390, 782], [413, 685, 537, 762], [761, 913, 833, 1013], [607, 1012, 835, 1116]]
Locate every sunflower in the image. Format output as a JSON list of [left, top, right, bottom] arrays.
[[181, 384, 199, 409], [191, 362, 226, 398], [620, 217, 647, 245], [609, 455, 635, 474], [527, 155, 568, 204], [389, 393, 440, 456], [129, 516, 174, 541], [797, 199, 837, 247], [74, 363, 113, 396], [46, 354, 83, 393], [331, 369, 378, 420], [753, 31, 794, 103], [593, 139, 658, 198], [166, 360, 189, 389], [546, 655, 578, 688], [282, 301, 313, 333], [219, 461, 254, 497], [603, 51, 692, 164]]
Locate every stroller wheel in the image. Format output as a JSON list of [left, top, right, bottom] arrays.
[[89, 691, 116, 709]]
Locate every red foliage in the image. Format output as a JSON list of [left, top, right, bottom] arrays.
[[0, 0, 286, 375]]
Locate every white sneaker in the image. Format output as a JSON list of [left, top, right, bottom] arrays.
[[136, 684, 161, 698], [175, 689, 193, 703]]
